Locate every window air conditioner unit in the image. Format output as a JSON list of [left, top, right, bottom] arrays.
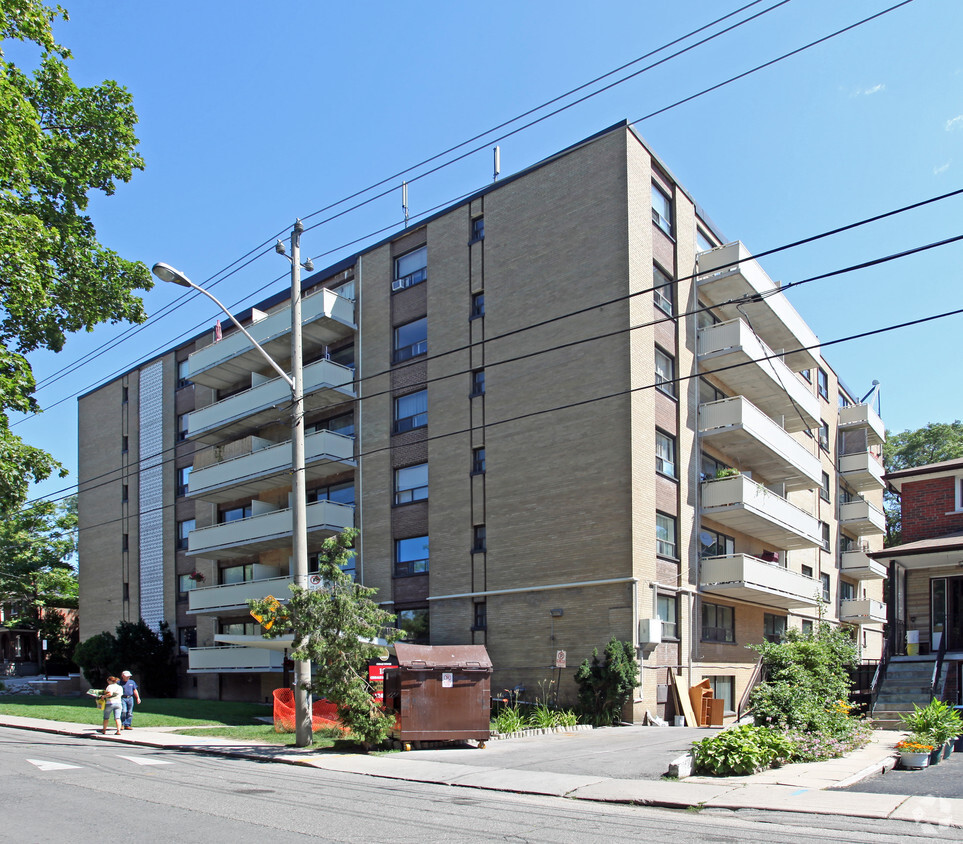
[[639, 618, 662, 645], [391, 279, 406, 292]]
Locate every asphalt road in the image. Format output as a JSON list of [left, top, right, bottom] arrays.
[[2, 727, 958, 843]]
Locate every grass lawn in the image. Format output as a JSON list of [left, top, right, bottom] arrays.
[[0, 695, 270, 728], [173, 725, 343, 747]]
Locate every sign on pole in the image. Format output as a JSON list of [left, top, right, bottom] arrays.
[[555, 650, 566, 669]]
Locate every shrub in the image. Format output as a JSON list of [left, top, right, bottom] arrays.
[[693, 725, 793, 776], [574, 638, 639, 726], [901, 699, 963, 747], [492, 706, 525, 734]]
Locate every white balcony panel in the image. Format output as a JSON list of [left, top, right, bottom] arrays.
[[188, 359, 355, 444], [187, 645, 283, 673], [189, 430, 355, 503], [699, 397, 821, 491], [701, 474, 822, 550], [838, 403, 885, 447], [188, 500, 354, 559], [697, 320, 819, 433], [188, 575, 293, 615], [840, 549, 888, 580], [839, 599, 887, 625], [839, 499, 886, 537], [697, 242, 820, 372], [838, 451, 885, 492], [700, 554, 822, 609], [189, 288, 356, 390]]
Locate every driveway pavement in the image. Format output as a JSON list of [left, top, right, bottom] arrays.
[[845, 747, 963, 799]]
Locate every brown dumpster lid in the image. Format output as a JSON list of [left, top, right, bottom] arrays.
[[393, 643, 492, 671]]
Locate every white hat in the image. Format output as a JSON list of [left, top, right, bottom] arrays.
[[121, 670, 132, 677]]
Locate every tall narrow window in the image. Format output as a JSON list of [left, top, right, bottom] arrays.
[[651, 184, 673, 236], [393, 317, 427, 363], [820, 471, 831, 502], [470, 291, 485, 319], [817, 367, 829, 400], [121, 435, 129, 453], [656, 512, 677, 558], [820, 573, 831, 602], [470, 216, 485, 243], [177, 359, 191, 389], [177, 466, 192, 497], [177, 519, 195, 551], [657, 594, 678, 639], [472, 447, 486, 474], [472, 601, 487, 631], [818, 419, 830, 452], [393, 390, 428, 433], [394, 463, 428, 505], [820, 521, 831, 552], [655, 348, 675, 397], [653, 264, 674, 316], [472, 524, 487, 553], [177, 413, 189, 442], [655, 430, 676, 478], [121, 484, 128, 502], [470, 369, 486, 396]]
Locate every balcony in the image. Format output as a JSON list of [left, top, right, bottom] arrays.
[[188, 288, 356, 391], [188, 573, 291, 615], [188, 499, 354, 559], [188, 359, 355, 444], [700, 554, 822, 609], [189, 430, 355, 504], [838, 451, 885, 492], [187, 645, 283, 673], [839, 599, 887, 625], [701, 474, 822, 550], [840, 549, 888, 580], [838, 403, 885, 447], [697, 319, 819, 433], [696, 242, 820, 372], [839, 499, 886, 537], [699, 397, 821, 491]]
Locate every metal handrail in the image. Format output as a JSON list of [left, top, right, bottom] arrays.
[[868, 637, 890, 717], [737, 655, 765, 720], [931, 630, 948, 701]]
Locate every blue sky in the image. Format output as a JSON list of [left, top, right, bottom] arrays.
[[11, 0, 963, 504]]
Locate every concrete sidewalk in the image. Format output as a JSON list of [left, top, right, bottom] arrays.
[[1, 713, 959, 829]]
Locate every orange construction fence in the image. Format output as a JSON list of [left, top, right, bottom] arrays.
[[272, 688, 344, 733]]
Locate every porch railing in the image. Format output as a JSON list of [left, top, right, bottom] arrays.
[[737, 655, 766, 721]]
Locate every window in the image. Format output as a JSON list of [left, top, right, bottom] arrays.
[[177, 466, 192, 497], [121, 484, 128, 502], [308, 549, 357, 582], [308, 481, 355, 506], [818, 419, 830, 452], [817, 367, 829, 400], [802, 564, 813, 578], [122, 533, 129, 552], [697, 301, 720, 330], [656, 429, 676, 478], [699, 528, 734, 558], [651, 183, 673, 236], [219, 505, 251, 524], [397, 608, 430, 643], [707, 676, 735, 712], [657, 594, 678, 639], [472, 601, 487, 631], [764, 613, 787, 644], [393, 245, 427, 291], [702, 602, 735, 643], [177, 359, 191, 389], [801, 369, 812, 383], [122, 385, 129, 403], [820, 521, 831, 552], [393, 317, 427, 363], [178, 627, 197, 649], [696, 227, 715, 253], [328, 343, 355, 369], [820, 471, 831, 502], [470, 291, 485, 319], [177, 519, 194, 551], [472, 524, 486, 553], [472, 447, 486, 474], [655, 347, 675, 397], [315, 412, 354, 437], [178, 574, 199, 592], [221, 564, 253, 585], [395, 535, 429, 576], [840, 580, 856, 602], [470, 369, 486, 396], [801, 619, 814, 636], [394, 463, 428, 505], [700, 452, 731, 482], [653, 264, 674, 315], [394, 390, 427, 433], [699, 378, 726, 405], [656, 512, 677, 558], [177, 413, 189, 442], [122, 435, 129, 453], [470, 216, 485, 243], [220, 621, 259, 637], [820, 573, 831, 603]]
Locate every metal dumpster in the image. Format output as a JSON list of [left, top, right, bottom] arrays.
[[383, 643, 492, 745]]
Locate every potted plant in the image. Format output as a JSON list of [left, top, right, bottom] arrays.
[[901, 700, 963, 764], [188, 571, 205, 584], [895, 737, 935, 770]]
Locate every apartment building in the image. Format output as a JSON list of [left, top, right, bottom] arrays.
[[78, 121, 887, 716]]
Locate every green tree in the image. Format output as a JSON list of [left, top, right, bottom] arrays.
[[0, 1, 151, 509], [73, 619, 177, 695], [250, 529, 404, 748], [0, 496, 77, 628], [574, 637, 640, 726], [883, 421, 963, 544], [37, 606, 77, 669]]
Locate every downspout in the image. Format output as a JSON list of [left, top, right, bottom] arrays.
[[355, 256, 364, 586]]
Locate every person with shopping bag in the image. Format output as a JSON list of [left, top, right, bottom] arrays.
[[101, 676, 123, 735]]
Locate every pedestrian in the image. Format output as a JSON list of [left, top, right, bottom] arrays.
[[101, 675, 123, 735], [120, 670, 141, 730]]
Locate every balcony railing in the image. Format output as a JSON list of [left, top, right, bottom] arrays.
[[699, 396, 821, 491], [839, 499, 886, 537], [840, 549, 888, 580], [188, 288, 356, 391], [697, 319, 819, 433], [188, 574, 292, 615], [838, 451, 885, 492], [188, 499, 354, 559], [838, 403, 885, 447], [700, 553, 822, 608], [187, 645, 284, 673], [188, 358, 355, 444], [840, 599, 887, 625], [701, 474, 822, 550], [188, 429, 355, 503], [696, 241, 820, 373]]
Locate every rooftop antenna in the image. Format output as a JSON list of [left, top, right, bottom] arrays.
[[402, 181, 409, 227], [860, 379, 880, 404], [493, 146, 500, 182]]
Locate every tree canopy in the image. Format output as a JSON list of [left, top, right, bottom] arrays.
[[0, 0, 151, 509]]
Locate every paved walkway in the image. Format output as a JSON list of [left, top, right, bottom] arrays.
[[1, 713, 959, 829]]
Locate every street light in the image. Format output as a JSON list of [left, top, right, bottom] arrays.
[[152, 219, 316, 747]]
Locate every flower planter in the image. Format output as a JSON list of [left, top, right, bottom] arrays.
[[899, 751, 930, 770], [929, 747, 942, 766], [944, 741, 953, 760]]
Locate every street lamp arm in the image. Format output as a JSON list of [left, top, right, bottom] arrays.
[[151, 262, 295, 390]]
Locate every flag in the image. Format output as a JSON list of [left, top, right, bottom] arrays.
[[214, 320, 222, 342]]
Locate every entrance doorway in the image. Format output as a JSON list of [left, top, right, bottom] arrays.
[[932, 577, 963, 652]]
